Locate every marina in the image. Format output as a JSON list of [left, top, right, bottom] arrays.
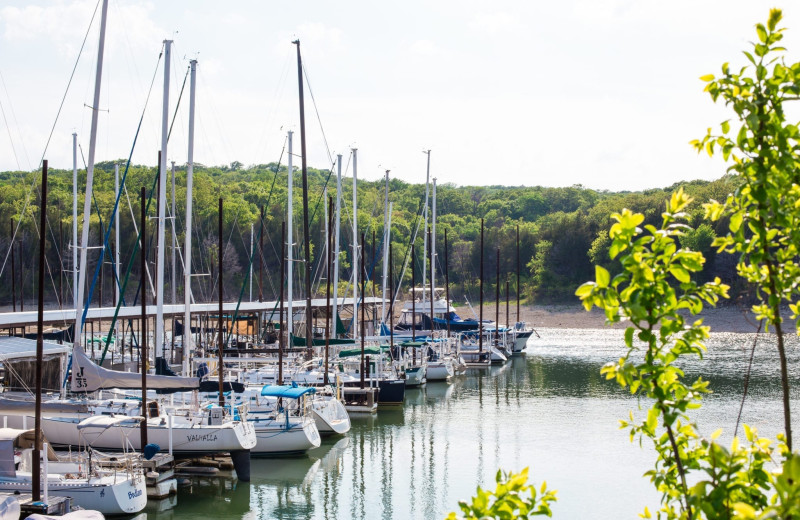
[[104, 327, 796, 519], [0, 2, 799, 519]]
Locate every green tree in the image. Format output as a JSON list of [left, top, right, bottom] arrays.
[[576, 189, 781, 519], [693, 7, 799, 450]]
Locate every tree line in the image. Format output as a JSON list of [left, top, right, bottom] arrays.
[[0, 159, 744, 313]]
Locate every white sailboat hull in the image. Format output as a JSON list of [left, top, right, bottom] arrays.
[[34, 416, 255, 454], [311, 397, 351, 436], [0, 473, 146, 515], [249, 415, 321, 455]]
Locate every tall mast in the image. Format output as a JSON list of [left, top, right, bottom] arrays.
[[249, 224, 253, 302], [380, 170, 390, 324], [495, 248, 500, 344], [444, 228, 451, 339], [479, 218, 484, 353], [421, 150, 430, 303], [171, 160, 176, 305], [332, 154, 342, 335], [114, 163, 120, 343], [411, 243, 416, 342], [156, 39, 172, 360], [324, 196, 333, 385], [384, 202, 393, 328], [293, 40, 313, 350], [516, 224, 520, 324], [72, 133, 78, 314], [352, 148, 358, 339], [431, 177, 437, 306], [218, 198, 224, 407], [183, 59, 197, 377], [139, 186, 148, 448], [32, 160, 48, 502], [75, 0, 109, 340], [279, 221, 286, 384], [324, 186, 328, 294], [287, 130, 294, 336]]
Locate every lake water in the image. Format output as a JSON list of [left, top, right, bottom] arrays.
[[143, 327, 800, 519]]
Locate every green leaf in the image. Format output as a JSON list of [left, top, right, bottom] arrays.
[[670, 265, 691, 283], [596, 265, 610, 288], [756, 23, 767, 43]]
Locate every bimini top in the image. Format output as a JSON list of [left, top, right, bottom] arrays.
[[260, 384, 316, 399], [338, 345, 385, 358]]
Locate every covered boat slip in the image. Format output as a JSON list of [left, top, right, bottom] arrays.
[[0, 337, 70, 394], [0, 296, 384, 330]]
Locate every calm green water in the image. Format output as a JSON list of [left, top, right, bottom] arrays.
[[141, 328, 800, 519]]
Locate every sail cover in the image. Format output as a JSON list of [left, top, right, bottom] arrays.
[[70, 344, 199, 393]]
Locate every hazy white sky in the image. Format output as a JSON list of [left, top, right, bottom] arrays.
[[0, 0, 794, 190]]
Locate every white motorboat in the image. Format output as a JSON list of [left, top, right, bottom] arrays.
[[510, 322, 534, 353]]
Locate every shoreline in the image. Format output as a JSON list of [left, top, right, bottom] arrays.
[[474, 303, 796, 334]]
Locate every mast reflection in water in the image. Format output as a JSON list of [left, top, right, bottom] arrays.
[[144, 328, 800, 519]]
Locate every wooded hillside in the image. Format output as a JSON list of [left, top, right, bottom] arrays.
[[0, 160, 742, 311]]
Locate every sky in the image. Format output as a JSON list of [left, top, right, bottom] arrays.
[[0, 0, 795, 191]]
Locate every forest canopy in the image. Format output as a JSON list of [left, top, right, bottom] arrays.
[[0, 160, 742, 311]]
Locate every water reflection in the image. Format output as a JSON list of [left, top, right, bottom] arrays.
[[143, 328, 799, 519]]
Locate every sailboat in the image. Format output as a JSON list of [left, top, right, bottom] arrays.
[[0, 427, 147, 515]]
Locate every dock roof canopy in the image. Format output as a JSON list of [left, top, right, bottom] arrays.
[[0, 337, 70, 361]]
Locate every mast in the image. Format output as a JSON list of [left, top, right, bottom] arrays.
[[421, 150, 431, 306], [72, 133, 78, 314], [114, 163, 120, 344], [411, 243, 416, 342], [381, 170, 390, 325], [171, 161, 176, 306], [384, 202, 393, 330], [332, 154, 342, 335], [389, 242, 394, 349], [495, 248, 500, 345], [429, 229, 434, 337], [359, 233, 365, 389], [287, 130, 294, 336], [444, 228, 451, 339], [259, 206, 264, 303], [479, 218, 484, 353], [10, 221, 15, 314], [352, 148, 358, 340], [279, 221, 285, 385], [183, 59, 197, 376], [431, 177, 437, 314], [139, 186, 148, 448], [249, 224, 253, 302], [292, 40, 313, 352], [218, 198, 224, 407], [516, 224, 520, 324], [156, 39, 172, 361], [75, 0, 109, 341], [324, 196, 333, 385], [32, 160, 47, 502], [506, 278, 510, 331]]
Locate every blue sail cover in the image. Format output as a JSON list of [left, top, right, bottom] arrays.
[[260, 385, 317, 399]]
